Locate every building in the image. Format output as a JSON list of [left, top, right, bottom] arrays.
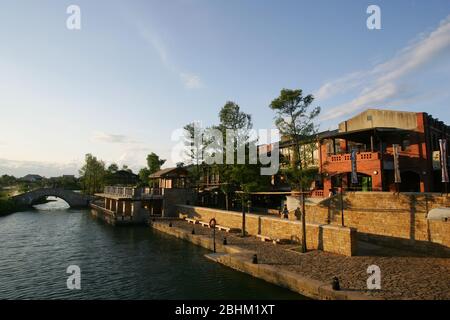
[[278, 109, 450, 194], [149, 167, 189, 189], [105, 170, 139, 186], [20, 174, 43, 183], [91, 167, 193, 225]]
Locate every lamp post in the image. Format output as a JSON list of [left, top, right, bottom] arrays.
[[209, 218, 217, 253], [241, 197, 246, 237], [300, 192, 307, 253], [340, 176, 345, 227]]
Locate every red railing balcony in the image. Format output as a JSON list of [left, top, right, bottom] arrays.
[[327, 152, 380, 163]]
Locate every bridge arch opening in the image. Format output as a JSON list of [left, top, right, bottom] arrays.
[[32, 196, 70, 210], [13, 188, 90, 209]]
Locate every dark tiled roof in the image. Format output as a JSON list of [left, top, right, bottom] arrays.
[[149, 167, 188, 178]]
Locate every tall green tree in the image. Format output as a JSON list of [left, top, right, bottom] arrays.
[[270, 88, 320, 252], [269, 89, 320, 191], [138, 168, 151, 186], [138, 153, 166, 186], [184, 122, 204, 189], [215, 101, 269, 210], [147, 153, 166, 174], [79, 154, 106, 195]]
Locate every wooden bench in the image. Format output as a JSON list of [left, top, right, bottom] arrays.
[[256, 234, 290, 245], [216, 225, 230, 232], [257, 234, 272, 242], [199, 221, 210, 228], [186, 218, 198, 224]]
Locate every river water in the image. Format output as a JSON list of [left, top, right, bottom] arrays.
[[0, 198, 303, 299]]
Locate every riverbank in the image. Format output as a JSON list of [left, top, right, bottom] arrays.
[[0, 198, 23, 216], [0, 189, 19, 216], [150, 219, 450, 300]]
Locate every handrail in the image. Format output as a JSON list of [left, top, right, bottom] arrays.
[[103, 186, 163, 197]]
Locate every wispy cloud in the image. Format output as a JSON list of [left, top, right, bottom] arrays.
[[136, 21, 203, 89], [137, 21, 171, 69], [180, 72, 203, 89], [317, 15, 450, 121], [92, 131, 138, 144], [315, 71, 366, 101]]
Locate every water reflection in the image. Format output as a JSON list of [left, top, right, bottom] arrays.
[[33, 196, 70, 211], [0, 201, 304, 300]]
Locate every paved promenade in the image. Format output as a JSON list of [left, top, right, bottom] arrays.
[[153, 220, 450, 300]]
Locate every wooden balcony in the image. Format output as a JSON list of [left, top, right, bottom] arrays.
[[103, 186, 141, 198], [141, 187, 164, 199], [100, 186, 165, 200]]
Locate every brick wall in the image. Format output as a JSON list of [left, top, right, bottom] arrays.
[[176, 205, 357, 256], [306, 192, 450, 255], [162, 189, 195, 217]]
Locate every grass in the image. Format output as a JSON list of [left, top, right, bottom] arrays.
[[0, 188, 20, 216]]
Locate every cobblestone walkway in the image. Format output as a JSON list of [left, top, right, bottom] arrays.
[[164, 220, 450, 300]]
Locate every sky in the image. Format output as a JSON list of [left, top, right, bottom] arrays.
[[0, 0, 450, 177]]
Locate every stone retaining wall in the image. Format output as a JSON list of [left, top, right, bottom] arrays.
[[305, 192, 450, 256], [176, 205, 357, 256]]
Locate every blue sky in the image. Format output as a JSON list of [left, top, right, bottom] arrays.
[[1, 0, 450, 177]]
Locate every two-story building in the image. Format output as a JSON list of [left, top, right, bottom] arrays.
[[91, 167, 194, 225], [278, 109, 450, 194]]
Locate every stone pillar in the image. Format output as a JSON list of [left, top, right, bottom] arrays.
[[372, 172, 383, 191]]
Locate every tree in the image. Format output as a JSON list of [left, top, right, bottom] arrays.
[[138, 168, 151, 187], [147, 153, 166, 174], [270, 89, 320, 190], [214, 101, 270, 214], [184, 122, 205, 190], [216, 102, 253, 210], [121, 164, 132, 173], [269, 88, 320, 252], [0, 175, 17, 187], [138, 153, 166, 187], [79, 154, 106, 195], [107, 163, 119, 174]]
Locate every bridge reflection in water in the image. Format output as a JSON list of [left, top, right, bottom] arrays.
[[12, 188, 90, 208]]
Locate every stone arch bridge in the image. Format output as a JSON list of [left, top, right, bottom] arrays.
[[12, 188, 91, 208]]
